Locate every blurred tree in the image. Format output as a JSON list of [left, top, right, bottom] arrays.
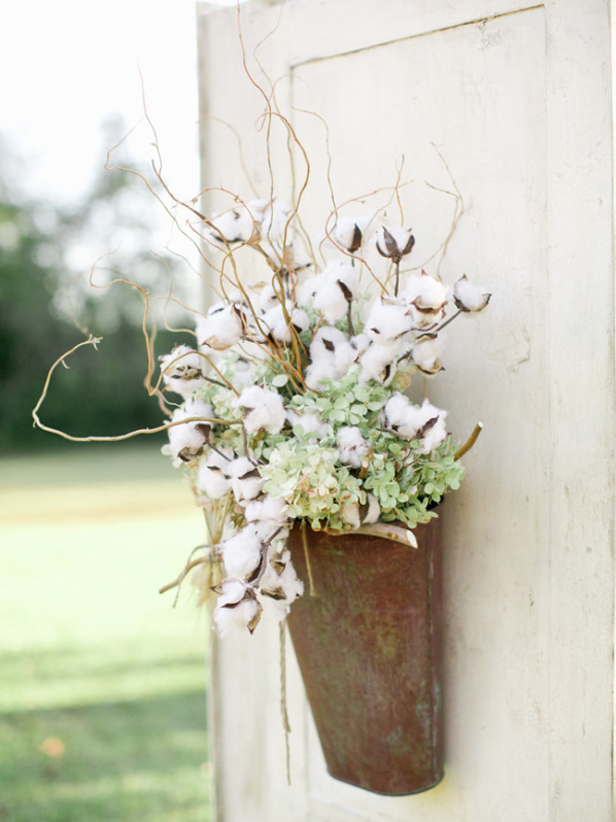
[[0, 128, 195, 453]]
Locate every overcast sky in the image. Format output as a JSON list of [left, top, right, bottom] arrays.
[[0, 0, 221, 206]]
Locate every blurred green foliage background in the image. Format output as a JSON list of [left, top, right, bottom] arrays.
[[0, 127, 194, 452], [0, 130, 211, 819]]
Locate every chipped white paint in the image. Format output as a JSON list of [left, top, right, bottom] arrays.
[[197, 1, 615, 819]]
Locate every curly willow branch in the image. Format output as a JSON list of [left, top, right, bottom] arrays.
[[32, 337, 238, 443]]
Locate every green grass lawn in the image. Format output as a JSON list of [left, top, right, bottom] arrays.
[[0, 444, 212, 821]]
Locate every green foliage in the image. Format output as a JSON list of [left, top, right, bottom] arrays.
[[197, 360, 464, 532]]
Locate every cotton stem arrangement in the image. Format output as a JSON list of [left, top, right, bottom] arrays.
[[158, 195, 491, 636]]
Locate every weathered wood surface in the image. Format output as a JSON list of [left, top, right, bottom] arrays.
[[197, 1, 615, 819]]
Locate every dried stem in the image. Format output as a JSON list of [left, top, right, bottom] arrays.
[[159, 556, 209, 596], [454, 422, 484, 461], [301, 522, 316, 596]]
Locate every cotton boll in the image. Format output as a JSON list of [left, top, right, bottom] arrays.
[[333, 340, 358, 373], [204, 208, 257, 248], [159, 345, 204, 397], [227, 455, 257, 478], [261, 304, 310, 342], [306, 327, 357, 389], [221, 525, 264, 580], [375, 225, 415, 261], [309, 326, 349, 361], [337, 426, 370, 467], [213, 581, 262, 636], [259, 551, 304, 618], [233, 385, 286, 435], [381, 392, 431, 438], [253, 521, 290, 550], [312, 279, 350, 323], [381, 394, 447, 449], [254, 282, 286, 314], [411, 334, 444, 375], [196, 459, 232, 500], [244, 494, 290, 526], [409, 302, 445, 331], [275, 561, 304, 605], [196, 304, 246, 350], [359, 342, 398, 384], [245, 199, 269, 223], [228, 456, 265, 502], [365, 299, 413, 344], [402, 272, 447, 312], [298, 271, 327, 305], [287, 410, 330, 440], [260, 200, 292, 245], [453, 275, 492, 312], [380, 392, 411, 431], [232, 474, 265, 503], [305, 361, 331, 391], [195, 447, 235, 499], [418, 402, 448, 453], [310, 261, 360, 323], [206, 447, 235, 475], [306, 327, 351, 389], [168, 343, 195, 369], [232, 357, 257, 388], [350, 332, 370, 354], [322, 260, 360, 295], [168, 398, 213, 465], [330, 216, 371, 253]]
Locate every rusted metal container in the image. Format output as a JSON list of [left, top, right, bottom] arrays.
[[286, 516, 443, 796]]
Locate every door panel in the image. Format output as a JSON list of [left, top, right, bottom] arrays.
[[197, 1, 614, 819]]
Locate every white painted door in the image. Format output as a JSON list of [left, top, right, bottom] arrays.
[[196, 1, 615, 819]]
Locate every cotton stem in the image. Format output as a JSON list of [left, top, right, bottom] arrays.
[[454, 422, 484, 460]]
